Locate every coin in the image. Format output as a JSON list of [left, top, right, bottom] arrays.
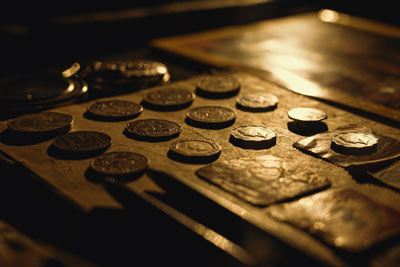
[[87, 100, 143, 120], [170, 139, 221, 157], [169, 139, 221, 163], [7, 112, 73, 135], [143, 87, 195, 110], [230, 126, 277, 149], [186, 106, 236, 129], [288, 107, 327, 122], [53, 131, 111, 153], [125, 119, 182, 141], [331, 132, 378, 155], [236, 93, 279, 111], [91, 152, 148, 176], [196, 75, 240, 98], [0, 72, 87, 112]]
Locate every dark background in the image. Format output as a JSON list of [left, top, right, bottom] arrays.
[[1, 1, 399, 77], [0, 2, 399, 266]]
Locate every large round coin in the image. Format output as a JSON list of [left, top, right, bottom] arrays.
[[170, 139, 221, 158], [53, 131, 111, 153], [236, 93, 278, 111], [186, 106, 236, 129], [196, 75, 240, 98], [230, 126, 277, 149], [125, 119, 182, 141], [87, 100, 143, 120], [0, 72, 87, 112], [143, 87, 195, 110], [288, 107, 327, 122], [91, 152, 148, 176], [331, 132, 378, 155], [7, 112, 73, 135]]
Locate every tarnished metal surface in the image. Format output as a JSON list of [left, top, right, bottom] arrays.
[[267, 188, 400, 252], [293, 125, 400, 168], [371, 161, 400, 190], [1, 71, 400, 265], [196, 154, 330, 205]]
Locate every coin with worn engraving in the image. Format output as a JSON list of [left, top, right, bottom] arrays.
[[143, 87, 195, 109], [91, 152, 148, 176], [236, 93, 278, 111], [7, 112, 73, 134], [331, 132, 378, 155], [87, 100, 143, 120], [125, 119, 182, 141], [186, 106, 236, 128], [196, 155, 330, 206], [53, 131, 111, 153], [196, 75, 240, 98], [288, 107, 327, 122], [230, 126, 277, 149], [267, 188, 400, 252], [294, 125, 400, 168], [170, 139, 221, 158]]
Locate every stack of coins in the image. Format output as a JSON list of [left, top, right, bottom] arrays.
[[81, 59, 170, 95]]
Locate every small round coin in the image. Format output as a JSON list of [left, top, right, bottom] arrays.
[[143, 87, 195, 109], [91, 152, 148, 176], [53, 131, 111, 153], [186, 106, 236, 129], [7, 112, 73, 134], [87, 100, 143, 120], [170, 139, 221, 158], [125, 119, 182, 141], [230, 126, 277, 149], [196, 75, 240, 98], [236, 93, 279, 111], [288, 107, 327, 122], [331, 132, 378, 155]]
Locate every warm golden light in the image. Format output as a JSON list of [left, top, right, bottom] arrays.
[[268, 66, 327, 98], [318, 9, 339, 23], [62, 62, 81, 78]]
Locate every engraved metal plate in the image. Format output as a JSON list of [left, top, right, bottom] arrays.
[[268, 188, 400, 252], [196, 155, 330, 206]]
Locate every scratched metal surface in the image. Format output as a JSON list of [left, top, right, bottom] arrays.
[[1, 71, 400, 265]]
